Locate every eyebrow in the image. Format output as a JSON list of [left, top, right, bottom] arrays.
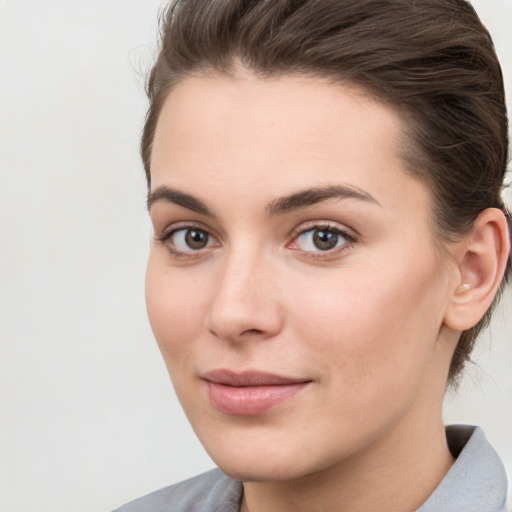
[[266, 184, 380, 216], [147, 186, 214, 216], [147, 183, 379, 216]]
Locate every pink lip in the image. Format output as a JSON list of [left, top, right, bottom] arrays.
[[202, 369, 312, 415]]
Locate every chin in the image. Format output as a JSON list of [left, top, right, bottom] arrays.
[[202, 436, 337, 484], [204, 446, 287, 482], [215, 459, 308, 483]]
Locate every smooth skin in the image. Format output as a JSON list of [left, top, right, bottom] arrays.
[[145, 70, 509, 512]]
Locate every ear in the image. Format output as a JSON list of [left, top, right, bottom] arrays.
[[444, 208, 510, 332]]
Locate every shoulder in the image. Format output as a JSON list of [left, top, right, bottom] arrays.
[[112, 468, 242, 512]]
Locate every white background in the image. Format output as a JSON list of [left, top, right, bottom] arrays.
[[0, 1, 511, 511]]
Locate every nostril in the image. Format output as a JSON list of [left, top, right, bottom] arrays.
[[240, 328, 264, 336], [208, 327, 265, 341], [204, 287, 283, 342]]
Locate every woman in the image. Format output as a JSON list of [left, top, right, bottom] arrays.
[[116, 0, 511, 510]]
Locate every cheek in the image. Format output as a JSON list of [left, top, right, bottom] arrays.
[[145, 256, 208, 364], [286, 251, 447, 386]]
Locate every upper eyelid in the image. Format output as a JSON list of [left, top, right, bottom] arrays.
[[157, 221, 214, 240], [290, 220, 357, 239], [292, 228, 353, 244]]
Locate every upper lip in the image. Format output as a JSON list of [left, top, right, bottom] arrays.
[[202, 369, 311, 387]]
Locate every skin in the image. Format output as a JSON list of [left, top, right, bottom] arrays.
[[145, 70, 500, 512]]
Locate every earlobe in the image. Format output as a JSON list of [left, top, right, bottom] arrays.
[[444, 208, 510, 332]]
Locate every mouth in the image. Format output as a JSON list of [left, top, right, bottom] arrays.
[[201, 369, 312, 416]]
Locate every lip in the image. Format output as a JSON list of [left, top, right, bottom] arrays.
[[202, 369, 312, 415]]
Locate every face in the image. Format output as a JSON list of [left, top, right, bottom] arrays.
[[146, 71, 457, 482]]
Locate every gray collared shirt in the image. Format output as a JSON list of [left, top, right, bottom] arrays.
[[114, 425, 509, 512]]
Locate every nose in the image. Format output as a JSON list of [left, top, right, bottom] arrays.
[[204, 249, 284, 343]]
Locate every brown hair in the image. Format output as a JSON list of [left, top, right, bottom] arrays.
[[142, 0, 510, 384]]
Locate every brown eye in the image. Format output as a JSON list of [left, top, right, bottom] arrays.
[[312, 229, 339, 250], [184, 229, 209, 249], [293, 226, 352, 253], [168, 227, 214, 252]]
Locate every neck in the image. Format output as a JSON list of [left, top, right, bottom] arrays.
[[241, 410, 454, 512]]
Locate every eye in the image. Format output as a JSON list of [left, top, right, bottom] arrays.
[[292, 226, 353, 253], [159, 226, 217, 254], [175, 228, 212, 249]]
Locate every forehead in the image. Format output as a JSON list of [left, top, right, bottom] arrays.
[[150, 71, 428, 216], [153, 72, 399, 148]]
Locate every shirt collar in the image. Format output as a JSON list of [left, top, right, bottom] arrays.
[[418, 425, 509, 512]]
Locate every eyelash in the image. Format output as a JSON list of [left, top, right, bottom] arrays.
[[156, 222, 217, 259], [288, 222, 356, 259], [156, 221, 356, 259]]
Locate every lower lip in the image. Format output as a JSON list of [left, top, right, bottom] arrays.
[[205, 381, 310, 415]]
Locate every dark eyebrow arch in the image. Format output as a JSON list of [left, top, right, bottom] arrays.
[[266, 184, 380, 216], [147, 186, 214, 216]]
